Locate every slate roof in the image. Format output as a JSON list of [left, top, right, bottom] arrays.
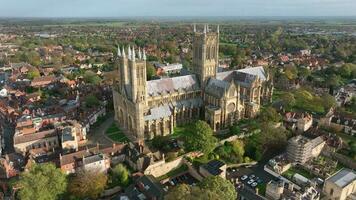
[[144, 104, 172, 121], [328, 168, 356, 188], [237, 66, 267, 81], [143, 98, 203, 121], [147, 75, 199, 96], [216, 66, 266, 87], [202, 159, 225, 176], [205, 79, 230, 98]]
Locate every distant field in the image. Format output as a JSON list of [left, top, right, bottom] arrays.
[[43, 21, 127, 27]]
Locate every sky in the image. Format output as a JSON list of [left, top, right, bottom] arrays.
[[0, 0, 355, 18]]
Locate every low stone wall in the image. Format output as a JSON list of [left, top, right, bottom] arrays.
[[218, 133, 253, 146], [144, 157, 184, 178], [186, 161, 204, 181], [322, 148, 356, 169], [144, 152, 202, 178], [227, 162, 257, 168]]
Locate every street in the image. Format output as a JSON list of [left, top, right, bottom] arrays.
[[1, 121, 14, 154]]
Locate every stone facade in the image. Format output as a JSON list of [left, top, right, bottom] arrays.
[[113, 25, 273, 140]]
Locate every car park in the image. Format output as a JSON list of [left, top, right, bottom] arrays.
[[241, 175, 248, 180]]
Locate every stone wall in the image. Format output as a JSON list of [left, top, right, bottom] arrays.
[[144, 156, 184, 178]]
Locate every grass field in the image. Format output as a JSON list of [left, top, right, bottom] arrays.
[[105, 123, 129, 143]]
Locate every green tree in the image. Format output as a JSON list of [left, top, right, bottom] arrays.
[[231, 140, 245, 161], [280, 92, 296, 109], [68, 170, 108, 199], [112, 164, 129, 186], [165, 184, 192, 200], [184, 120, 217, 154], [85, 94, 100, 108], [83, 71, 102, 85], [26, 69, 40, 80], [166, 176, 236, 200], [17, 163, 67, 200], [284, 65, 298, 80], [199, 176, 237, 200], [298, 67, 311, 80], [259, 107, 281, 123], [321, 93, 336, 110], [146, 63, 156, 80]]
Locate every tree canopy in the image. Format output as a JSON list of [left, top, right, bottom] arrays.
[[165, 176, 236, 200], [111, 164, 129, 186], [17, 163, 67, 200], [184, 120, 217, 155], [68, 170, 108, 199]]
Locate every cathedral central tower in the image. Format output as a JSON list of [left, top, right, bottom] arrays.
[[192, 24, 219, 87]]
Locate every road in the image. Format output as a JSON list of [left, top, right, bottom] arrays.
[[85, 114, 115, 147], [1, 121, 15, 154]]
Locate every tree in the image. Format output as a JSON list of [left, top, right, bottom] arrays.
[[259, 107, 281, 123], [112, 164, 129, 186], [165, 184, 192, 200], [165, 176, 236, 200], [83, 71, 102, 85], [85, 94, 100, 108], [199, 176, 237, 200], [284, 65, 298, 80], [321, 93, 336, 110], [231, 140, 245, 161], [27, 69, 40, 80], [17, 163, 67, 200], [184, 120, 217, 154], [298, 67, 311, 80], [68, 170, 108, 199], [280, 92, 296, 109], [151, 135, 169, 151], [146, 63, 156, 80]]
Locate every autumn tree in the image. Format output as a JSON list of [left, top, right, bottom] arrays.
[[68, 170, 108, 199]]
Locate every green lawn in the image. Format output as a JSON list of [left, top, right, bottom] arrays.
[[105, 123, 129, 143], [282, 166, 315, 180], [257, 183, 267, 196]]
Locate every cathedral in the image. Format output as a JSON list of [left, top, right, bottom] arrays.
[[113, 25, 273, 140]]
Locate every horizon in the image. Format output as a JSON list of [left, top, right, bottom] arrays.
[[0, 0, 355, 18]]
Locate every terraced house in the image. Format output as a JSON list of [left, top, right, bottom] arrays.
[[113, 25, 273, 140]]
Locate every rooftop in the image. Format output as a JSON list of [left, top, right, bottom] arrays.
[[327, 168, 356, 188]]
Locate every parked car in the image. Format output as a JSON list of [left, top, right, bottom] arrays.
[[249, 174, 256, 179], [241, 175, 248, 181], [251, 182, 258, 187], [247, 179, 254, 185]]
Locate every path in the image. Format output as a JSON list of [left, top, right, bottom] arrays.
[[85, 114, 115, 146]]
